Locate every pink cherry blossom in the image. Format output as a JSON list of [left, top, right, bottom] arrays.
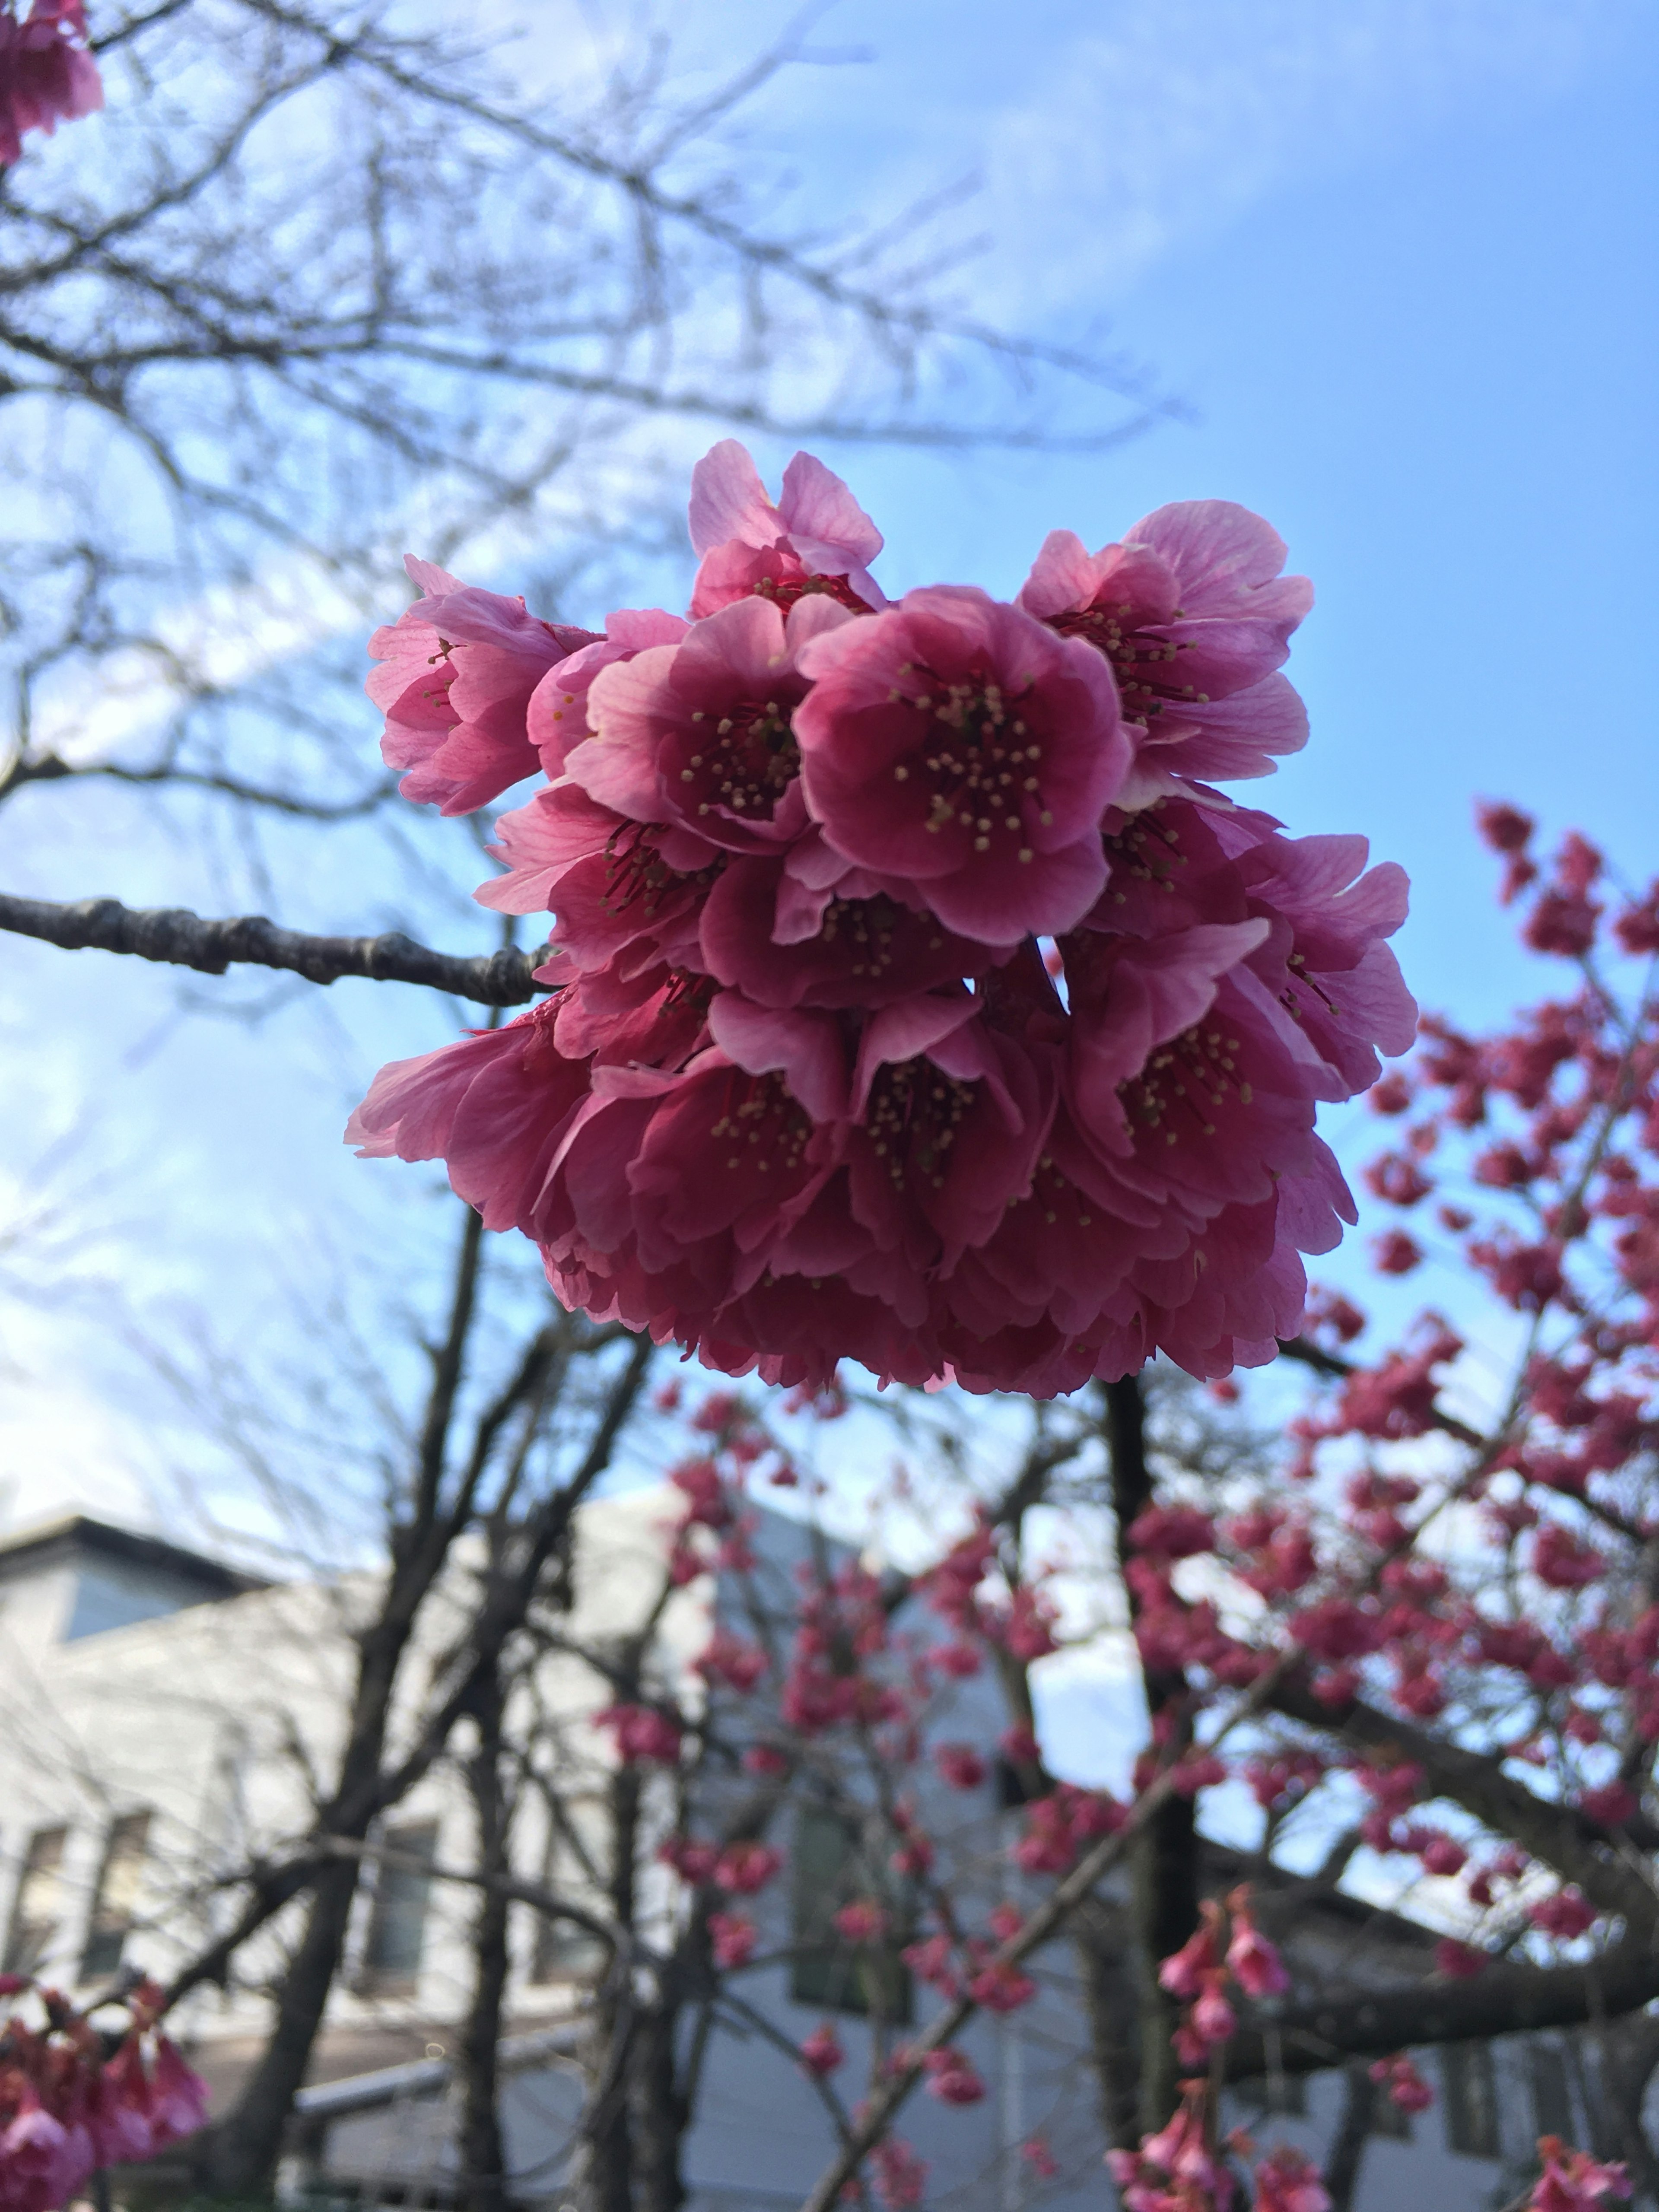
[[477, 782, 721, 976], [0, 2093, 84, 2212], [694, 1626, 767, 1692], [1190, 1971, 1238, 2050], [575, 593, 853, 854], [1528, 2139, 1632, 2210], [368, 556, 600, 814], [933, 1742, 988, 1791], [798, 2023, 844, 2077], [1252, 2146, 1331, 2212], [1158, 1901, 1225, 2000], [1107, 2081, 1235, 2212], [870, 2136, 929, 2210], [0, 0, 102, 168], [696, 854, 996, 1011], [594, 1703, 683, 1765], [146, 2035, 210, 2144], [833, 1899, 889, 1943], [526, 608, 688, 776], [707, 1911, 757, 1970], [346, 996, 606, 1246], [936, 910, 1359, 1386], [1528, 1889, 1598, 1940], [1225, 1896, 1290, 1999], [1232, 826, 1417, 1096], [688, 440, 886, 617], [1434, 1937, 1486, 1978], [1017, 499, 1311, 809], [1022, 2137, 1060, 2180], [659, 1836, 721, 1885], [1368, 2054, 1433, 2112], [0, 1983, 209, 2212], [922, 2048, 986, 2105], [714, 1840, 781, 1894], [967, 1959, 1037, 2013], [793, 587, 1130, 945]]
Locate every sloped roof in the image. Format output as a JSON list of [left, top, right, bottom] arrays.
[[0, 1512, 267, 1599]]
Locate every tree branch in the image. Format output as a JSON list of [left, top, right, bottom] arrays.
[[1268, 1674, 1659, 1915], [0, 890, 554, 1005], [1224, 1936, 1659, 2079]]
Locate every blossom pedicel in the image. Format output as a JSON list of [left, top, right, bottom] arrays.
[[351, 440, 1414, 1394]]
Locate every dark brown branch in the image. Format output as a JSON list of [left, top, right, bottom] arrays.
[[1277, 1333, 1483, 1449], [1268, 1673, 1659, 1904], [315, 1834, 621, 1955], [0, 890, 554, 1005], [1275, 1334, 1648, 1543], [1322, 2063, 1377, 2212], [1224, 1935, 1659, 2079]]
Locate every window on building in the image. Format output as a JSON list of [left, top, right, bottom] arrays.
[[529, 1808, 607, 1986], [1529, 2041, 1575, 2143], [4, 1827, 69, 1977], [789, 1806, 912, 2024], [1236, 2071, 1308, 2125], [81, 1811, 150, 1980], [529, 1906, 608, 1985], [1442, 2041, 1500, 2159], [361, 1823, 439, 1990]]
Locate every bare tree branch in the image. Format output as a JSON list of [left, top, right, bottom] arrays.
[[0, 889, 554, 1004]]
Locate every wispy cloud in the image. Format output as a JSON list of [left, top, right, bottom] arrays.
[[771, 0, 1629, 317]]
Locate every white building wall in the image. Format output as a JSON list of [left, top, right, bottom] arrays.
[[0, 1506, 1584, 2211]]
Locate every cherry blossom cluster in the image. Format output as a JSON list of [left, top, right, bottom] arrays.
[[598, 1396, 1107, 2199], [1529, 2137, 1634, 2211], [1115, 1911, 1629, 2212], [1058, 820, 1659, 1967], [0, 0, 100, 166], [1106, 2076, 1332, 2212], [1156, 1888, 1289, 2069], [1367, 2054, 1433, 2113], [0, 1977, 208, 2212], [351, 441, 1414, 1394], [582, 1348, 1646, 2210]]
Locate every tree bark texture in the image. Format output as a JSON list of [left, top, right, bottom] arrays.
[[193, 1619, 411, 2193], [1105, 1374, 1202, 2133], [1071, 1896, 1144, 2152], [632, 2002, 690, 2212], [458, 1667, 513, 2212], [0, 888, 554, 1005], [1321, 2062, 1376, 2212]]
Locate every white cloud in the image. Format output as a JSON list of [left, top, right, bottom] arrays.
[[815, 0, 1625, 316]]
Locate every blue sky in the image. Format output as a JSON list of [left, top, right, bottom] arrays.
[[734, 0, 1659, 1033], [1, 0, 1655, 1530]]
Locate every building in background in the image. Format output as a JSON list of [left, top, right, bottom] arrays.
[[0, 1508, 1616, 2210]]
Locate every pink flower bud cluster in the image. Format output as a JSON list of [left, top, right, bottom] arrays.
[[1367, 2054, 1433, 2113], [351, 442, 1414, 1394], [0, 1978, 208, 2212], [1157, 1888, 1288, 2071], [0, 0, 101, 167], [1106, 2079, 1236, 2211], [1115, 1920, 1332, 2212], [1528, 2137, 1632, 2211]]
